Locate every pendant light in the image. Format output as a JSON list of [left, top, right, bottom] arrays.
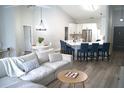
[[120, 6, 123, 22], [36, 7, 46, 31]]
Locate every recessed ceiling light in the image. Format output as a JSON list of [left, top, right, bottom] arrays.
[[120, 6, 124, 22], [81, 5, 99, 11], [120, 18, 123, 22]]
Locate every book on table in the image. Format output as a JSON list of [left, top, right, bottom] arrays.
[[65, 71, 79, 79]]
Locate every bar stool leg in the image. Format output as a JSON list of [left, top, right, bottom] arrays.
[[86, 53, 88, 61], [82, 82, 85, 88], [107, 51, 109, 61], [79, 52, 81, 62], [83, 52, 85, 61], [73, 83, 75, 88], [69, 83, 75, 88]]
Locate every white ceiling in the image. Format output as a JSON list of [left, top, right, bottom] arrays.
[[1, 5, 108, 23], [59, 5, 107, 22]]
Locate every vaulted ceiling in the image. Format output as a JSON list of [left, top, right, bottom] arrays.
[[59, 5, 107, 22]]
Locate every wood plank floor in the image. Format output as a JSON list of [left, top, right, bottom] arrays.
[[47, 51, 124, 88]]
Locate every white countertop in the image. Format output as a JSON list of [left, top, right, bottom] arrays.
[[65, 40, 104, 46]]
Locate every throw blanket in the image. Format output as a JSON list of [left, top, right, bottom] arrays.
[[2, 57, 25, 77], [7, 81, 45, 88]]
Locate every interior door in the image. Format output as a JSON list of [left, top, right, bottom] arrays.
[[23, 25, 32, 52], [113, 26, 124, 50]]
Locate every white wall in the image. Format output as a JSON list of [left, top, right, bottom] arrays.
[[75, 6, 109, 42], [0, 5, 110, 56], [0, 6, 17, 56], [34, 6, 75, 49], [0, 7, 2, 47], [112, 9, 124, 26], [108, 6, 124, 52], [16, 6, 34, 56], [19, 6, 74, 55], [108, 6, 113, 52], [0, 5, 74, 56], [103, 6, 109, 42], [108, 7, 124, 43]]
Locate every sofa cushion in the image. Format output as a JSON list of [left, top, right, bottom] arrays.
[[20, 65, 55, 82], [49, 53, 62, 62], [19, 53, 38, 62], [0, 76, 22, 88], [62, 54, 72, 62], [0, 59, 7, 78], [36, 48, 54, 64], [18, 53, 39, 71], [42, 61, 69, 70], [23, 58, 40, 72]]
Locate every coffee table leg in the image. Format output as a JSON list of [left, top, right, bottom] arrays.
[[69, 83, 75, 88], [73, 83, 75, 88], [82, 82, 85, 88], [58, 81, 62, 88], [69, 83, 71, 88]]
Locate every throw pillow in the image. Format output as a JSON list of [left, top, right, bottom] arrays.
[[19, 53, 38, 62], [36, 48, 54, 64], [18, 53, 40, 72], [22, 58, 40, 72], [49, 53, 62, 62]]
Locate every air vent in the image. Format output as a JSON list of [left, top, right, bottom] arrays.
[[89, 17, 95, 19]]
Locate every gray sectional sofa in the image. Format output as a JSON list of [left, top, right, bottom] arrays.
[[0, 49, 73, 88]]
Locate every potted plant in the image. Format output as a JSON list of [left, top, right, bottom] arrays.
[[38, 37, 44, 45]]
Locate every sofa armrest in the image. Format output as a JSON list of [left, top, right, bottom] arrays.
[[62, 54, 73, 62]]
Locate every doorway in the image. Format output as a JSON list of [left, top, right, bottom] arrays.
[[113, 26, 124, 51], [65, 27, 68, 40], [23, 25, 32, 54]]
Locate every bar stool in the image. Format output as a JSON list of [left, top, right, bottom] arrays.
[[60, 40, 66, 53], [98, 43, 110, 61], [65, 44, 75, 60], [89, 43, 99, 61], [77, 43, 89, 61]]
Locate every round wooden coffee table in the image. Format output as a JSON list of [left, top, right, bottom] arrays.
[[57, 69, 88, 88]]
